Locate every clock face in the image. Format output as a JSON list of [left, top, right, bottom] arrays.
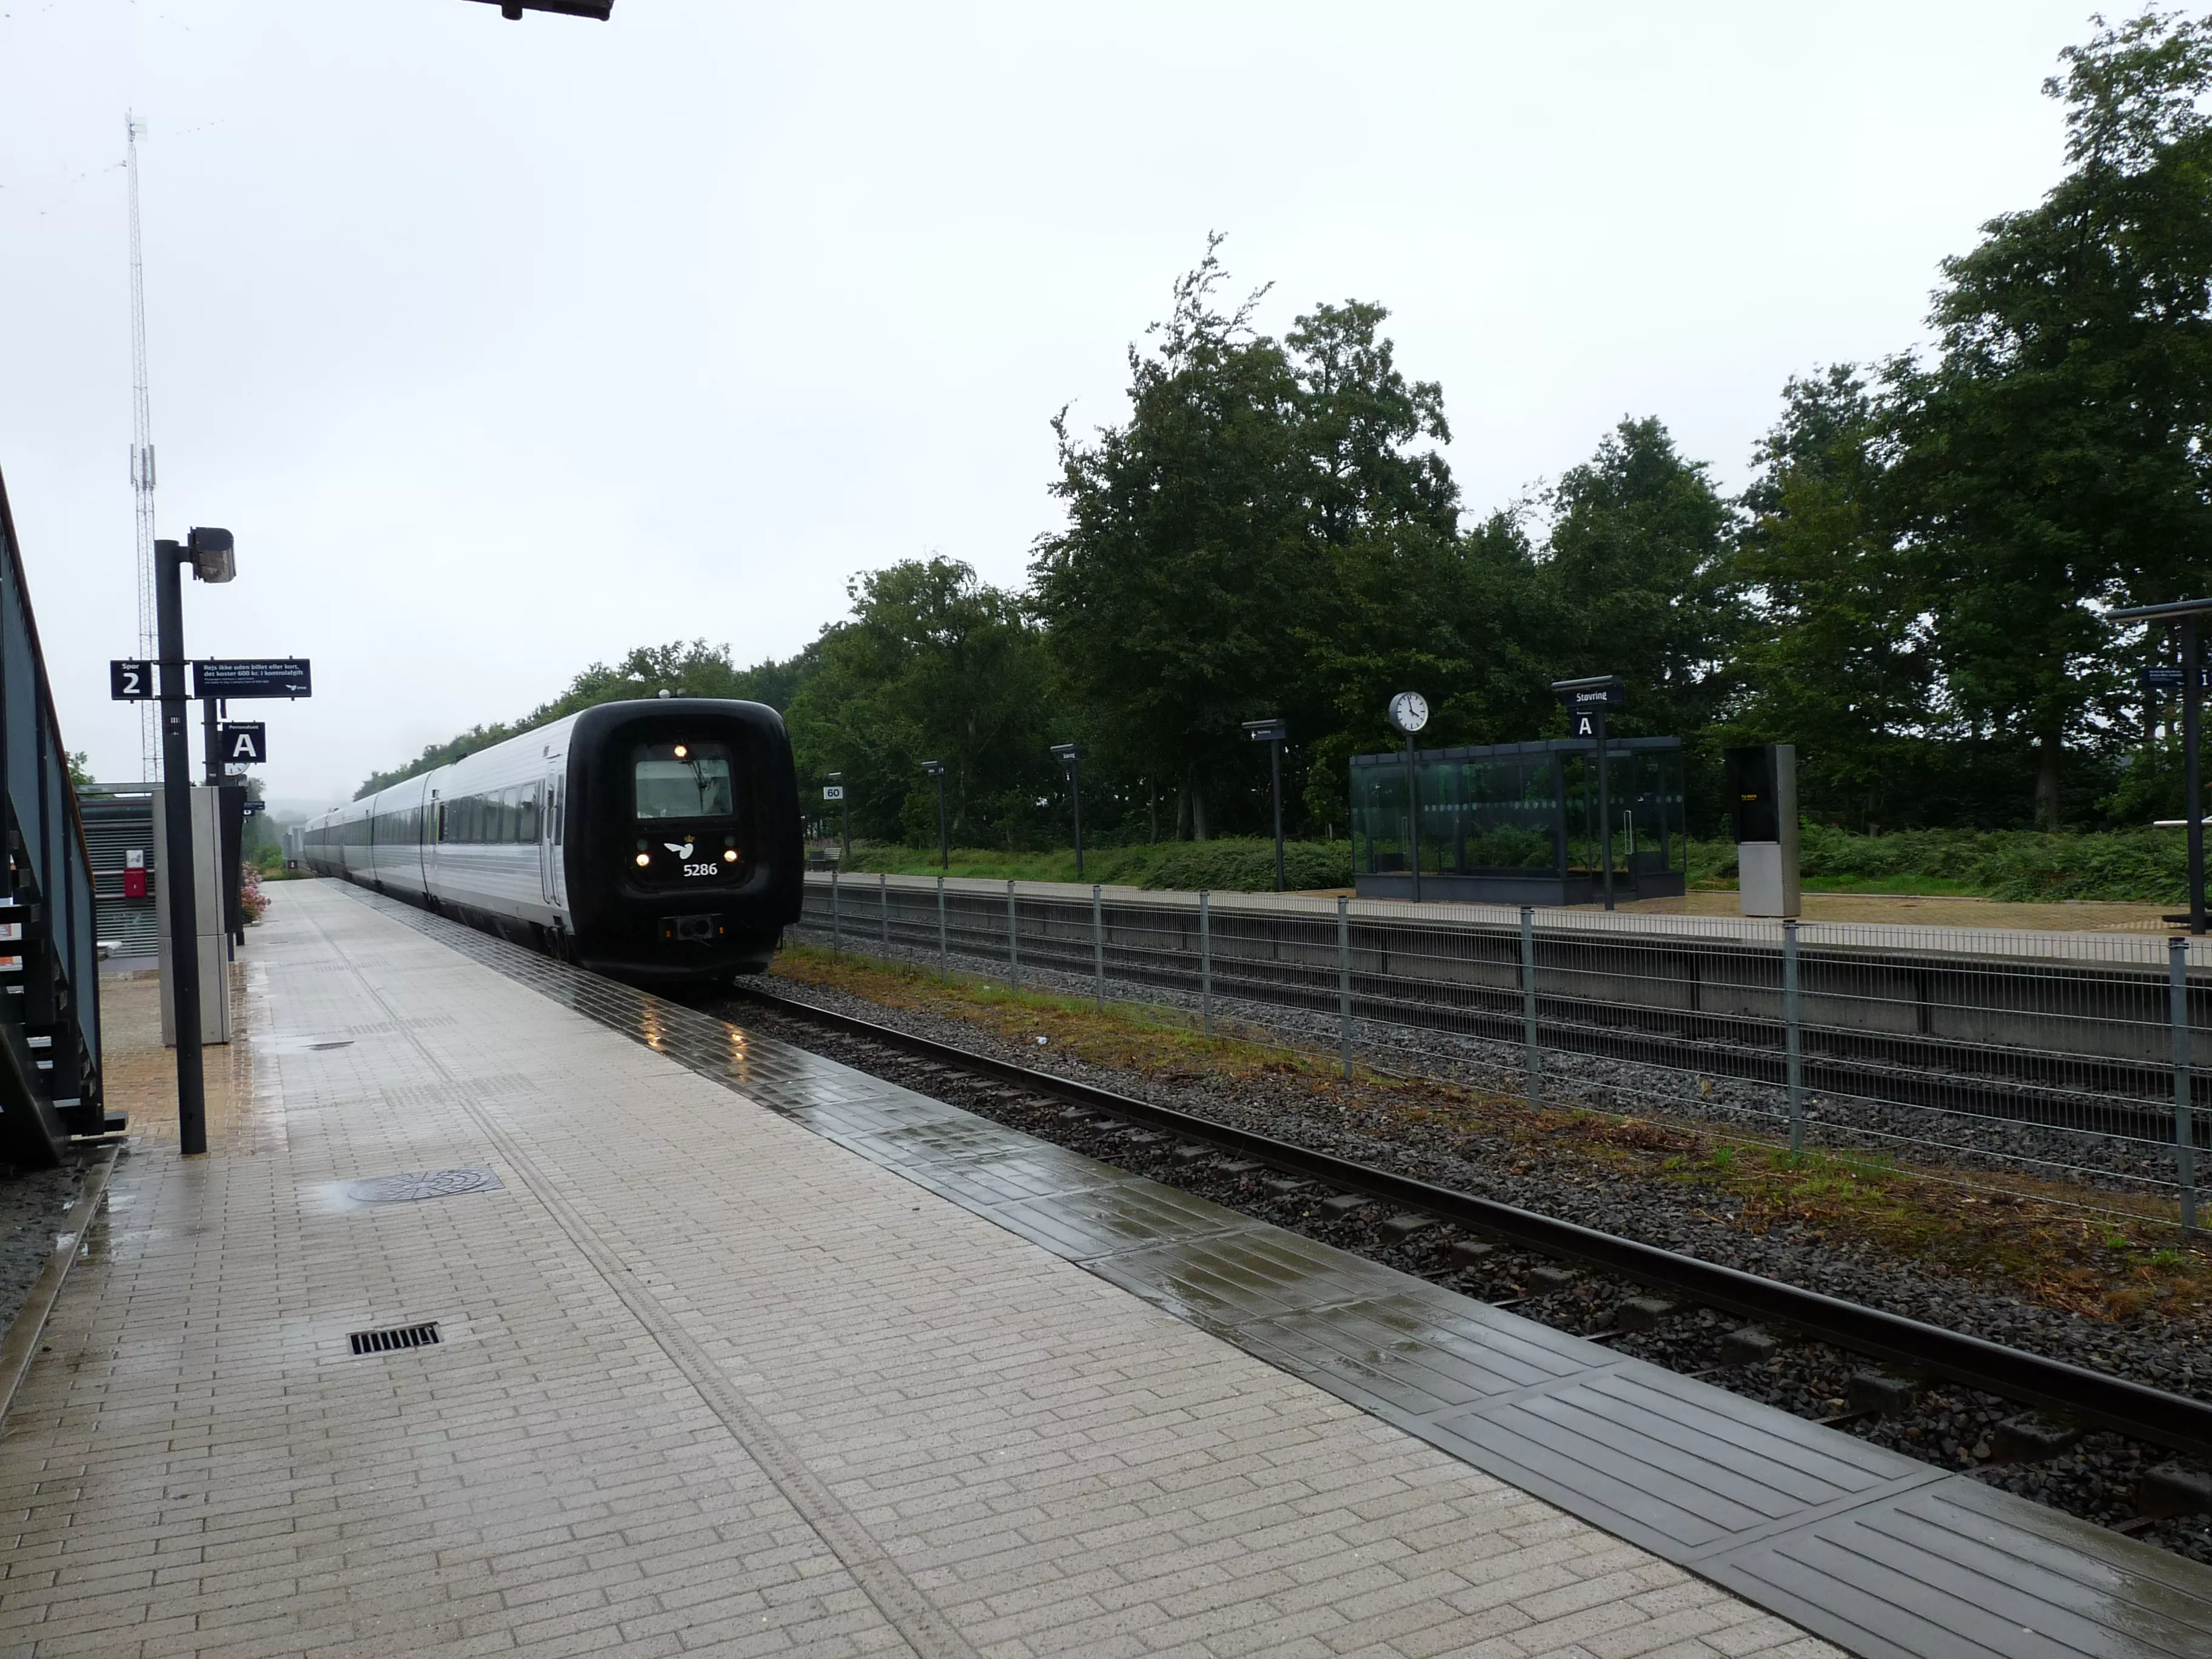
[[1388, 691, 1429, 734]]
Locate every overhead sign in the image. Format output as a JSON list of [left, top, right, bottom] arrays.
[[821, 785, 845, 801], [194, 658, 312, 699], [243, 799, 267, 816], [218, 722, 267, 766], [109, 659, 156, 701], [1243, 719, 1289, 743]]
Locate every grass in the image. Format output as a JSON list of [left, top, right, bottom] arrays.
[[771, 939, 2212, 1322], [840, 838, 1355, 892]]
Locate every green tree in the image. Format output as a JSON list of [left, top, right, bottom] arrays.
[[783, 558, 1055, 848], [1542, 417, 1742, 742], [1031, 239, 1320, 839], [1729, 367, 1936, 825], [1891, 8, 2212, 828]]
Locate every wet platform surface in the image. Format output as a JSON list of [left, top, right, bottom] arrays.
[[0, 882, 1837, 1659], [373, 894, 2212, 1659], [0, 883, 2193, 1657]]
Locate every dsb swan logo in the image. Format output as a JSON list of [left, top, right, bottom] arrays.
[[665, 840, 695, 859]]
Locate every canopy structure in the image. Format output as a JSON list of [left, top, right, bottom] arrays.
[[1349, 736, 1686, 906]]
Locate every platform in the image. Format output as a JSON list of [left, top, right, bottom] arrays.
[[0, 884, 2191, 1658]]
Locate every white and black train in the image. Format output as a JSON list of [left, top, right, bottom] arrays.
[[304, 699, 803, 980]]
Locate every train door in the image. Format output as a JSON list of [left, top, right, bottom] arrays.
[[541, 763, 566, 910]]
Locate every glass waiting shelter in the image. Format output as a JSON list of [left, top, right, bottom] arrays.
[[1349, 737, 1686, 905]]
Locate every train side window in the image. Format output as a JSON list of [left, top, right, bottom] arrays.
[[551, 781, 562, 845], [520, 783, 539, 844]]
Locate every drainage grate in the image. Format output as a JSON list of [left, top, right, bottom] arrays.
[[349, 1321, 440, 1356], [344, 1167, 503, 1204]]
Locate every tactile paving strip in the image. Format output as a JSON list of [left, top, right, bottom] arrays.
[[340, 886, 2212, 1659]]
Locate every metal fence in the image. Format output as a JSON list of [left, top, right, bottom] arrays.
[[794, 871, 2210, 1230], [0, 465, 106, 1164]]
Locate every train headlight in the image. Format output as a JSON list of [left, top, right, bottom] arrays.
[[634, 852, 651, 867], [723, 848, 739, 862], [672, 744, 688, 759]]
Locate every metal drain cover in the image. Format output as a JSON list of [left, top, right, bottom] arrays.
[[345, 1167, 503, 1204]]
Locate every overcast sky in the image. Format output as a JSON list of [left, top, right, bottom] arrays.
[[0, 0, 2117, 811]]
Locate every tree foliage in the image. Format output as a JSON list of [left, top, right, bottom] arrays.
[[362, 12, 2212, 843]]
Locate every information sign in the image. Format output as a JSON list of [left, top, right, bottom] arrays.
[[2139, 665, 2211, 690], [193, 658, 312, 699], [109, 659, 156, 700], [218, 722, 268, 766]]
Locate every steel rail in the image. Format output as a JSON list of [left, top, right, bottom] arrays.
[[734, 982, 2212, 1462]]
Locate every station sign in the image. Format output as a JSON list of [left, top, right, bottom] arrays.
[[218, 722, 268, 766], [109, 659, 156, 701], [194, 658, 312, 699], [1553, 676, 1626, 710], [243, 800, 267, 817], [1243, 719, 1289, 744]]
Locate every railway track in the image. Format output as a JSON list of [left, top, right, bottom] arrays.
[[732, 980, 2212, 1470]]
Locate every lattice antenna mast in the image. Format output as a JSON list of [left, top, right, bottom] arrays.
[[127, 113, 158, 782]]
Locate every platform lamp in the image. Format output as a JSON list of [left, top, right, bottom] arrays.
[[155, 526, 235, 1158], [1242, 719, 1289, 891], [1050, 743, 1085, 879], [919, 760, 948, 870]]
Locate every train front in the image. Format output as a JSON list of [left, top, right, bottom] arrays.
[[564, 699, 803, 980]]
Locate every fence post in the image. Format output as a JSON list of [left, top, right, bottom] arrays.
[[1008, 879, 1020, 985], [2175, 937, 2198, 1232], [879, 871, 890, 953], [1092, 883, 1105, 1010], [830, 865, 840, 957], [1521, 905, 1540, 1107], [1337, 895, 1352, 1080], [1783, 919, 1803, 1157], [1200, 890, 1213, 1036], [937, 875, 948, 977]]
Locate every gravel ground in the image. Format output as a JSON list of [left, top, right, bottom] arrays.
[[790, 923, 2193, 1201], [719, 966, 2212, 1564], [0, 1158, 84, 1346]]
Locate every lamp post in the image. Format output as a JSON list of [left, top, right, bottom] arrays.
[[1050, 743, 1085, 879], [155, 526, 235, 1157], [1242, 719, 1289, 891], [1552, 675, 1626, 911], [919, 760, 948, 870], [2113, 596, 2212, 934], [1386, 694, 1427, 903], [824, 772, 848, 862]]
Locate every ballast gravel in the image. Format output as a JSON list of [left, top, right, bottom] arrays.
[[719, 971, 2212, 1564]]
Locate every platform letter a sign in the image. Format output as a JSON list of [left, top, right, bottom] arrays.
[[1574, 712, 1597, 739]]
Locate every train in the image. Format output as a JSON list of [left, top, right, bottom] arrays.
[[303, 697, 803, 980]]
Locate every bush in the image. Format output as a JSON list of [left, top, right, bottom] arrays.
[[1691, 824, 2192, 903], [1138, 839, 1351, 893]]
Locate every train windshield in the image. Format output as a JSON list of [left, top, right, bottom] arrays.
[[634, 743, 735, 819]]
